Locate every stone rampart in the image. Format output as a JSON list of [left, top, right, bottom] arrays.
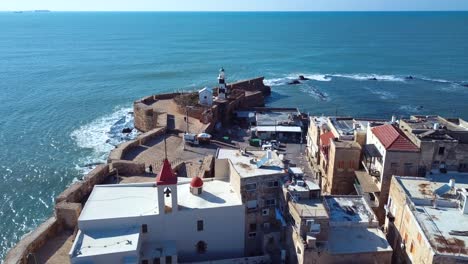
[[4, 217, 61, 264], [228, 76, 271, 95], [110, 160, 146, 176]]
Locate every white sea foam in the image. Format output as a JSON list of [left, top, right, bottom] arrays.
[[71, 106, 139, 174], [299, 84, 330, 101], [399, 105, 424, 113], [330, 73, 405, 82], [364, 87, 397, 100], [264, 73, 331, 86]]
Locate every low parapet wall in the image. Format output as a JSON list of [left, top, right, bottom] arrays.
[[108, 127, 166, 161], [4, 217, 61, 264], [110, 160, 146, 176]]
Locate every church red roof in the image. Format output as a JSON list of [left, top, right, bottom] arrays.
[[190, 176, 204, 188], [156, 159, 177, 185], [320, 131, 335, 146], [371, 124, 419, 152]]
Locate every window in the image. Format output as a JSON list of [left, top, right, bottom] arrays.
[[404, 163, 413, 175], [262, 209, 270, 216], [409, 242, 415, 254], [263, 222, 270, 230], [338, 160, 344, 169], [153, 258, 161, 264], [196, 241, 207, 254], [266, 181, 279, 188], [142, 260, 149, 264], [438, 147, 445, 155], [248, 232, 257, 238], [247, 200, 258, 209], [417, 233, 422, 243], [348, 160, 355, 170], [245, 183, 257, 191], [142, 224, 148, 233], [165, 256, 172, 264], [249, 223, 257, 232], [265, 199, 276, 207], [197, 220, 204, 231]]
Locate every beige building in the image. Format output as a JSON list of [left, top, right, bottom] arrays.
[[385, 174, 468, 263], [399, 115, 468, 174], [282, 192, 393, 264], [355, 124, 420, 223], [215, 149, 288, 257]]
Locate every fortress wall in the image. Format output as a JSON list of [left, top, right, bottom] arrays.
[[108, 139, 140, 161], [110, 160, 146, 176], [241, 91, 265, 108], [138, 127, 166, 146], [4, 217, 61, 264], [134, 102, 157, 132], [55, 164, 110, 204], [228, 77, 271, 95]]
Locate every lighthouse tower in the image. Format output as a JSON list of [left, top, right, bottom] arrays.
[[217, 67, 227, 99]]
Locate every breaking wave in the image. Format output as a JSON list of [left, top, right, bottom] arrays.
[[264, 73, 331, 86], [70, 107, 139, 174], [329, 73, 405, 82], [399, 105, 424, 113], [364, 87, 397, 100], [299, 84, 329, 101]]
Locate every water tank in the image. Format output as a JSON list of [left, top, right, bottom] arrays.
[[433, 123, 440, 130], [391, 115, 397, 124], [449, 178, 456, 189]]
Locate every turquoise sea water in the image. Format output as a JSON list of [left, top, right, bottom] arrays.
[[0, 12, 468, 260]]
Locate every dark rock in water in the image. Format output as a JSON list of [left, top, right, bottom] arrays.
[[405, 76, 414, 80], [288, 80, 301, 85], [417, 105, 424, 110], [368, 77, 378, 81], [298, 75, 310, 81], [122, 127, 133, 134], [462, 83, 468, 87]]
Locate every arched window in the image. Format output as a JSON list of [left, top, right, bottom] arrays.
[[196, 241, 207, 254]]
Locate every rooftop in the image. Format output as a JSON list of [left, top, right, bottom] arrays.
[[327, 227, 392, 254], [70, 227, 140, 258], [79, 179, 242, 222], [324, 196, 377, 225], [289, 199, 329, 219], [216, 149, 286, 178], [255, 109, 301, 127], [404, 115, 468, 132], [396, 173, 468, 255], [329, 117, 387, 141], [371, 124, 419, 152]]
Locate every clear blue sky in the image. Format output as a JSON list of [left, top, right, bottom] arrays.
[[1, 0, 468, 11]]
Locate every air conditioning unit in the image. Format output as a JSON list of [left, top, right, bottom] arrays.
[[306, 219, 321, 234], [297, 180, 305, 187]]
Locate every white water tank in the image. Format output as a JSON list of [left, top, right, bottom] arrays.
[[449, 178, 456, 189], [391, 115, 397, 124], [434, 122, 440, 130]]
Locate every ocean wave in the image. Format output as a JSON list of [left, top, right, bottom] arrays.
[[364, 87, 397, 100], [70, 107, 139, 174], [264, 73, 331, 86], [299, 84, 329, 101], [399, 105, 424, 113], [329, 73, 405, 82]]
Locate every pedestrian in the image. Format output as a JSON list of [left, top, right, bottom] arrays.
[[149, 164, 153, 173]]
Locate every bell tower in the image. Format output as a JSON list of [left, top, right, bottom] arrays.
[[156, 159, 178, 214]]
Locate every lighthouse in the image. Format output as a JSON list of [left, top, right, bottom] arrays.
[[217, 67, 227, 99]]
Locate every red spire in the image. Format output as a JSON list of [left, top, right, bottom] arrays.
[[190, 176, 204, 188], [156, 159, 177, 185]]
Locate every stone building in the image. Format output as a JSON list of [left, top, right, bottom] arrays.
[[215, 149, 287, 257], [282, 193, 393, 264], [354, 124, 420, 223], [385, 174, 468, 263], [399, 115, 468, 174]]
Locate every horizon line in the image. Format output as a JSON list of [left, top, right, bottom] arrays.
[[2, 10, 468, 12]]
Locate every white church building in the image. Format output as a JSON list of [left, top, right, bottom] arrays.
[[69, 159, 245, 264]]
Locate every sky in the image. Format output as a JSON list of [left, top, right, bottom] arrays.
[[1, 0, 468, 11]]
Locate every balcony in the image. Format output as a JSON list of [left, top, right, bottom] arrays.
[[362, 144, 383, 179], [355, 171, 380, 208]]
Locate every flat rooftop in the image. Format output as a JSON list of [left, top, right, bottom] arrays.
[[71, 227, 140, 258], [404, 115, 468, 132], [329, 117, 387, 140], [396, 174, 468, 255], [309, 116, 328, 128], [324, 196, 377, 224], [255, 109, 301, 126], [79, 179, 242, 222], [289, 199, 329, 219], [217, 149, 285, 178], [328, 227, 392, 254]]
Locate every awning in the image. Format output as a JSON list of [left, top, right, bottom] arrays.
[[253, 126, 302, 133], [363, 144, 382, 158], [355, 171, 380, 193]]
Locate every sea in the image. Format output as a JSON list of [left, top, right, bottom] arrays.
[[0, 11, 467, 260]]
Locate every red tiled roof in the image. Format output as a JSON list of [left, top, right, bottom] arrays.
[[320, 131, 335, 146], [371, 124, 419, 152], [156, 159, 177, 185]]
